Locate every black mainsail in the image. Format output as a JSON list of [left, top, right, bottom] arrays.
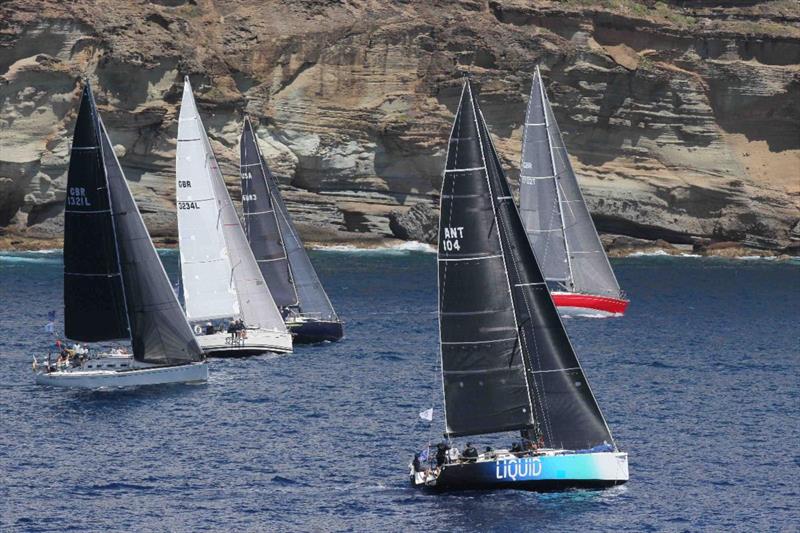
[[240, 116, 298, 309], [239, 118, 338, 322], [65, 83, 203, 365], [438, 80, 613, 449]]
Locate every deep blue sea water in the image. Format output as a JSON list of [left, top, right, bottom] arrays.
[[1, 248, 798, 532]]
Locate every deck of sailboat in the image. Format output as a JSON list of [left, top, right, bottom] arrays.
[[286, 316, 344, 344], [35, 355, 208, 388], [195, 329, 293, 357]]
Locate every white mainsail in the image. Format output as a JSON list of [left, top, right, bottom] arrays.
[[177, 78, 287, 332], [177, 80, 239, 321]]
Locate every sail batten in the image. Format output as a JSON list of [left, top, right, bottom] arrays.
[[520, 67, 622, 298], [438, 80, 615, 449]]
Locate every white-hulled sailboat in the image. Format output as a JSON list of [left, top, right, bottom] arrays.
[[519, 67, 628, 317], [409, 80, 628, 491], [35, 82, 208, 388], [239, 117, 344, 344], [176, 78, 292, 357]]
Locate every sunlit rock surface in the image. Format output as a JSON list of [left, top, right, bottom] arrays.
[[1, 0, 798, 254]]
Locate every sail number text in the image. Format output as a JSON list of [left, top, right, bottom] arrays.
[[67, 187, 92, 207], [242, 194, 257, 202], [178, 180, 192, 188], [442, 226, 464, 251], [178, 201, 199, 210]]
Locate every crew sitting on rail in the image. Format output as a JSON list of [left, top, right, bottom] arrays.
[[462, 442, 478, 462]]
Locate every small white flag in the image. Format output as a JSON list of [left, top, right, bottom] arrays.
[[419, 408, 434, 422], [44, 322, 55, 333]]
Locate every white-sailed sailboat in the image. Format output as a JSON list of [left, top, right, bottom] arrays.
[[176, 78, 292, 357], [519, 66, 628, 317], [239, 116, 344, 344], [409, 80, 628, 491], [35, 82, 208, 388]]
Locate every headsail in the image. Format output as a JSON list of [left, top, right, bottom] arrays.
[[66, 83, 203, 364], [259, 139, 338, 321], [179, 79, 286, 332], [520, 67, 622, 298], [239, 117, 298, 309], [439, 80, 614, 449]]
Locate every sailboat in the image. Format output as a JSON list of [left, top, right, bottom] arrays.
[[176, 78, 293, 357], [519, 67, 628, 317], [239, 116, 343, 344], [409, 80, 628, 491], [35, 82, 208, 388]]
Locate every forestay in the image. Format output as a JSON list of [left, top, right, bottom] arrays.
[[439, 80, 615, 449], [177, 80, 239, 321], [519, 67, 622, 298], [180, 79, 286, 332], [239, 117, 298, 309]]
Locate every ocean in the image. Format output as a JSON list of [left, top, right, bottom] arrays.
[[0, 248, 798, 532]]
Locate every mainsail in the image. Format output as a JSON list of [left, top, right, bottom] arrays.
[[519, 67, 622, 298], [438, 80, 614, 449], [247, 122, 338, 321], [239, 117, 298, 309], [65, 83, 203, 364], [178, 78, 286, 332]]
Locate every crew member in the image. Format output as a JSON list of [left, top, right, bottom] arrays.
[[462, 442, 478, 462]]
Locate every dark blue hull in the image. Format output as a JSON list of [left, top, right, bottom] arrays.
[[288, 320, 344, 344]]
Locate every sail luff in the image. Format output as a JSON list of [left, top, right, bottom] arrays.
[[63, 84, 130, 343], [99, 115, 203, 364], [239, 117, 299, 308]]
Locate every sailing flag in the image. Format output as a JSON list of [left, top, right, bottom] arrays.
[[419, 408, 434, 422], [44, 322, 55, 333]]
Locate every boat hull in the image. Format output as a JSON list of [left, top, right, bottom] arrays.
[[286, 319, 344, 344], [35, 361, 208, 389], [196, 329, 293, 357], [412, 452, 628, 492], [551, 292, 629, 317]]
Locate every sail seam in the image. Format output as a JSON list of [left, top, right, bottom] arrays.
[[441, 337, 518, 345], [444, 166, 485, 173], [438, 254, 502, 262]]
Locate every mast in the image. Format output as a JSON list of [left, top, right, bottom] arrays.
[[239, 116, 299, 309], [180, 78, 287, 332], [439, 80, 615, 449]]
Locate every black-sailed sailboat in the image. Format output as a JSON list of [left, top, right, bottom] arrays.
[[409, 80, 628, 491], [239, 116, 343, 343], [35, 82, 208, 388]]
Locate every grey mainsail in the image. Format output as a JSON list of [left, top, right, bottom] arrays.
[[519, 67, 622, 298], [239, 117, 298, 309], [66, 83, 203, 365], [439, 80, 614, 449]]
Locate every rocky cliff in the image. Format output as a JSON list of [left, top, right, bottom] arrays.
[[1, 0, 798, 254]]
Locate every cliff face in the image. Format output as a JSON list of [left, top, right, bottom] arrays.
[[1, 0, 798, 252]]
